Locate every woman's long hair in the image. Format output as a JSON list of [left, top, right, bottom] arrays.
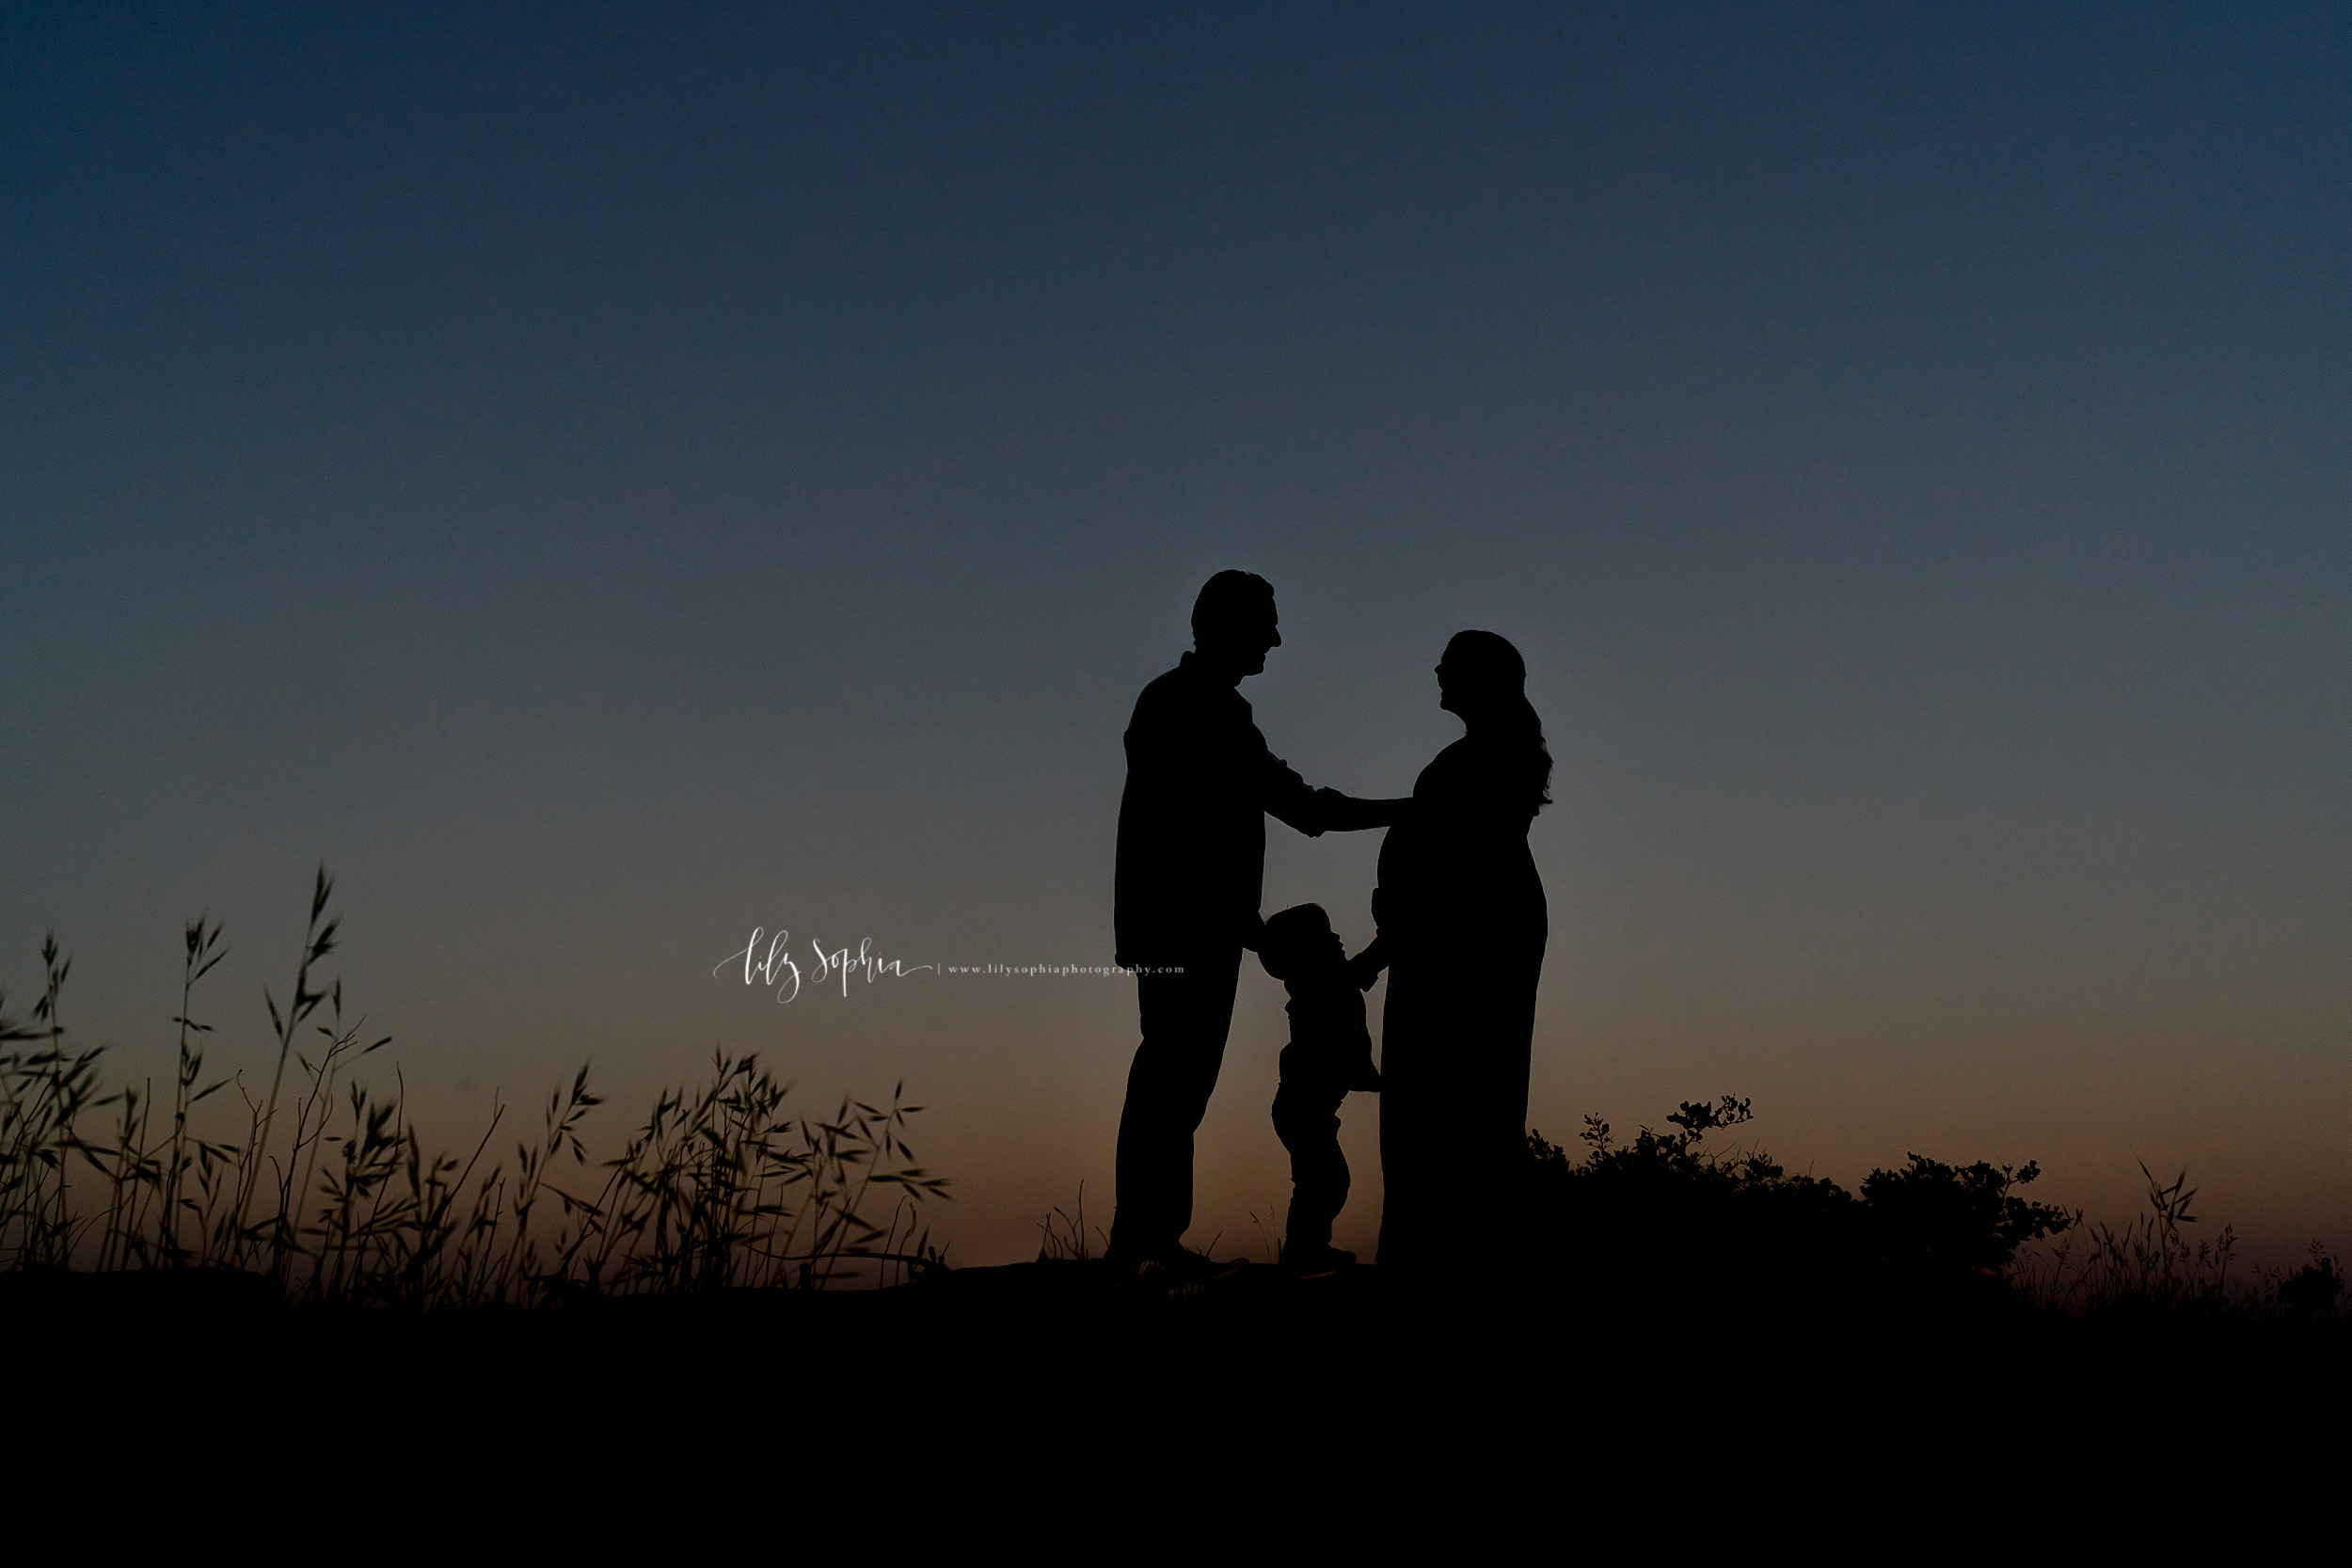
[[1442, 629, 1553, 813]]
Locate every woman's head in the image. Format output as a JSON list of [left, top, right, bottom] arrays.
[[1436, 630, 1552, 812], [1435, 630, 1525, 717]]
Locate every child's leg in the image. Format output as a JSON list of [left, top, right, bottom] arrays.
[[1273, 1085, 1349, 1255]]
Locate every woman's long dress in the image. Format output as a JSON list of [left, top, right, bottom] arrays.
[[1374, 734, 1548, 1267]]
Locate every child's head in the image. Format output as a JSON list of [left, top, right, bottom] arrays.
[[1259, 903, 1345, 983]]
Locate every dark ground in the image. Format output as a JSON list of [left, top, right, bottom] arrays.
[[13, 1259, 2346, 1505]]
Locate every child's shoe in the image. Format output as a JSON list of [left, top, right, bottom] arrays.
[[1284, 1243, 1357, 1276]]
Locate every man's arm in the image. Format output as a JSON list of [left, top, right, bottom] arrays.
[[1258, 740, 1407, 838], [1261, 752, 1327, 837]]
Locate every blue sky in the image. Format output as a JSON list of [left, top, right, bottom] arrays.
[[5, 3, 2348, 1262]]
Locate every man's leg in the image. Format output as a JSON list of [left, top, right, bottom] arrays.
[[1107, 948, 1242, 1262]]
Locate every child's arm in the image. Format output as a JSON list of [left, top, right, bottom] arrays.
[[1346, 936, 1389, 991]]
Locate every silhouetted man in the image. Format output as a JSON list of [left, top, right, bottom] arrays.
[[1107, 571, 1404, 1274]]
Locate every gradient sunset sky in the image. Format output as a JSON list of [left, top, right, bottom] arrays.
[[5, 2, 2348, 1265]]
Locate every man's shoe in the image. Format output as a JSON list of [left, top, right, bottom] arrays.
[[1165, 1247, 1248, 1282], [1119, 1246, 1245, 1286]]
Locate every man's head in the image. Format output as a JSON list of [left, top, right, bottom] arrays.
[[1259, 903, 1344, 983], [1191, 570, 1280, 682]]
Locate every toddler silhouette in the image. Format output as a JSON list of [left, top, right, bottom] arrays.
[[1258, 903, 1382, 1273]]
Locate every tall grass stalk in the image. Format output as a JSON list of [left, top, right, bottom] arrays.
[[0, 867, 949, 1304]]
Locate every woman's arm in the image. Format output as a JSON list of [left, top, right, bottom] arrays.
[[1311, 787, 1410, 832]]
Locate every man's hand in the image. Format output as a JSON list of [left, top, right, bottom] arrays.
[[1238, 911, 1267, 952], [1347, 937, 1389, 991]]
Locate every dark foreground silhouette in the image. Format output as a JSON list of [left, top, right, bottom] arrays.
[[11, 1190, 2345, 1513], [8, 1108, 2347, 1537]]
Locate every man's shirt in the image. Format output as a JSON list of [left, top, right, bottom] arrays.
[[1114, 653, 1319, 967]]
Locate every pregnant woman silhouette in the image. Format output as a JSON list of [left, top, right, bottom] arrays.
[[1357, 630, 1552, 1269]]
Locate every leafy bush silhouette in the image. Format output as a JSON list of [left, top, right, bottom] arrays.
[[1861, 1153, 2071, 1281], [1523, 1096, 2071, 1304], [2277, 1254, 2344, 1319]]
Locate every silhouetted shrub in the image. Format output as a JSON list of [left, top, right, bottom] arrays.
[[2277, 1256, 2343, 1319], [1523, 1096, 2070, 1306], [1861, 1153, 2072, 1281]]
